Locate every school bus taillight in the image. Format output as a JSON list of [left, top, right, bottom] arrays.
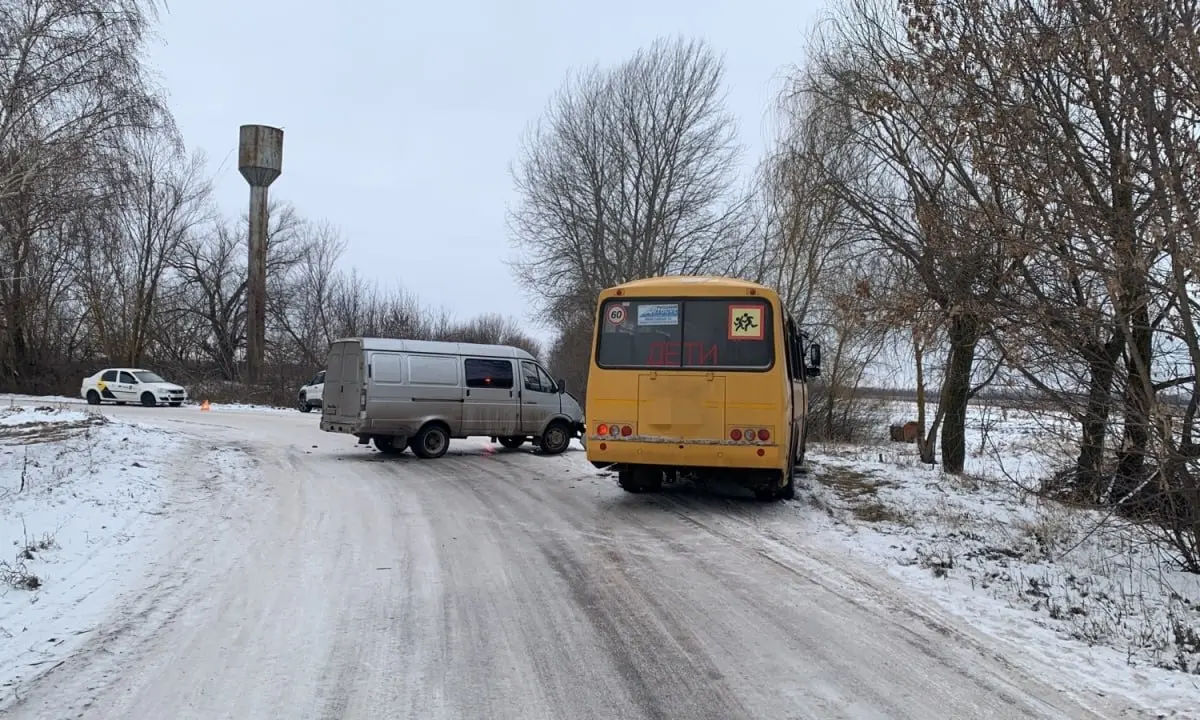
[[757, 428, 770, 441], [730, 428, 742, 441], [597, 423, 609, 436], [620, 425, 633, 437]]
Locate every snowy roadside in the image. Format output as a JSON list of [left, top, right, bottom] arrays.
[[798, 402, 1200, 716], [0, 405, 253, 703], [0, 393, 298, 415]]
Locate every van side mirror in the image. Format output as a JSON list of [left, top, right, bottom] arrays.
[[556, 378, 567, 394], [806, 343, 822, 378]]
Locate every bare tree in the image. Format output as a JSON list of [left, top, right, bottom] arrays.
[[79, 131, 210, 366], [0, 0, 166, 382], [746, 83, 891, 442], [795, 0, 1021, 472], [167, 201, 302, 380], [509, 35, 747, 322], [438, 313, 542, 359]]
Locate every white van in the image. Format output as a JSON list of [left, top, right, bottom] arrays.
[[319, 337, 585, 458]]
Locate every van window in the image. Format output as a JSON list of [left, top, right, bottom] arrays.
[[521, 361, 555, 393], [465, 358, 513, 389], [409, 355, 458, 385]]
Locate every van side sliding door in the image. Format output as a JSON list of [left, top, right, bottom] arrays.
[[462, 358, 520, 437]]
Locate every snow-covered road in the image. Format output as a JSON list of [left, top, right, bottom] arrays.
[[3, 404, 1153, 719]]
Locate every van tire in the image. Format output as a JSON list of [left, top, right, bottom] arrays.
[[498, 436, 524, 449], [538, 421, 571, 455], [411, 424, 450, 459]]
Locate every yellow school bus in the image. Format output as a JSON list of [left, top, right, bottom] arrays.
[[585, 276, 822, 500]]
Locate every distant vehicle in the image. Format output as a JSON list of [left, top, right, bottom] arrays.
[[81, 368, 188, 407], [319, 337, 585, 458], [297, 370, 325, 413], [585, 275, 821, 500]]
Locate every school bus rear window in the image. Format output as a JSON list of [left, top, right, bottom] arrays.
[[597, 298, 773, 369]]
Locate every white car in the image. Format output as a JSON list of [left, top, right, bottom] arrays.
[[81, 368, 188, 407], [298, 370, 325, 413]]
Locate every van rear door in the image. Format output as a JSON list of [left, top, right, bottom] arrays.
[[323, 340, 363, 423]]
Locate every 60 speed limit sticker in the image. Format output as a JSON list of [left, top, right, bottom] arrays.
[[607, 305, 626, 325]]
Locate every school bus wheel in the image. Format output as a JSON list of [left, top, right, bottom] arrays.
[[618, 466, 663, 494]]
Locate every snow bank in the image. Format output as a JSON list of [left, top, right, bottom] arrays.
[[804, 401, 1200, 715], [0, 393, 300, 416], [203, 402, 296, 415], [0, 406, 249, 702], [0, 395, 80, 408]]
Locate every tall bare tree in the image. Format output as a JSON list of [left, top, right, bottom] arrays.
[[509, 35, 746, 318], [795, 0, 1021, 472], [0, 0, 166, 381], [79, 131, 210, 366]]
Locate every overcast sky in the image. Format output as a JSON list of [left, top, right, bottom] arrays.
[[147, 0, 825, 344]]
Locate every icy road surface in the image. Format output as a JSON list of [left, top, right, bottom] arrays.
[[5, 404, 1148, 719]]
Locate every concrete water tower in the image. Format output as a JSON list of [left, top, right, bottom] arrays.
[[238, 124, 283, 384]]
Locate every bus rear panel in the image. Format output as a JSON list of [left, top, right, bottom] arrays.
[[585, 278, 805, 497]]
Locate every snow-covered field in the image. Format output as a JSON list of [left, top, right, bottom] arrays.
[[798, 400, 1200, 715], [0, 404, 253, 702]]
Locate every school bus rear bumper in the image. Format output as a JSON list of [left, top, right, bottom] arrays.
[[586, 439, 782, 469]]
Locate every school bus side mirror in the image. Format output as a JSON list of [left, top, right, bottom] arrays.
[[806, 343, 821, 378]]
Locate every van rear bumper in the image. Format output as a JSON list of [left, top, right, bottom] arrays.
[[321, 418, 364, 435]]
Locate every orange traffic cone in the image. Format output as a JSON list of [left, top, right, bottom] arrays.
[[200, 400, 211, 411]]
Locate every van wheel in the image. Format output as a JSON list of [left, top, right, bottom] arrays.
[[411, 424, 449, 459], [538, 421, 571, 455], [498, 436, 524, 449], [86, 390, 100, 405], [140, 392, 156, 407]]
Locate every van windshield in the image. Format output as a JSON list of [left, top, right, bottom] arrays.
[[596, 298, 773, 370]]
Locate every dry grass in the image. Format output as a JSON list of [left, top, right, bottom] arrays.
[[0, 418, 107, 445], [811, 466, 911, 525]]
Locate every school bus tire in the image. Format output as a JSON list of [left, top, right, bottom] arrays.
[[618, 466, 663, 493], [779, 456, 797, 501]]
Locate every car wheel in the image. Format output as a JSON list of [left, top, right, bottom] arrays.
[[411, 424, 450, 459], [538, 421, 571, 455], [140, 392, 156, 407], [86, 390, 100, 405], [298, 393, 312, 413]]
